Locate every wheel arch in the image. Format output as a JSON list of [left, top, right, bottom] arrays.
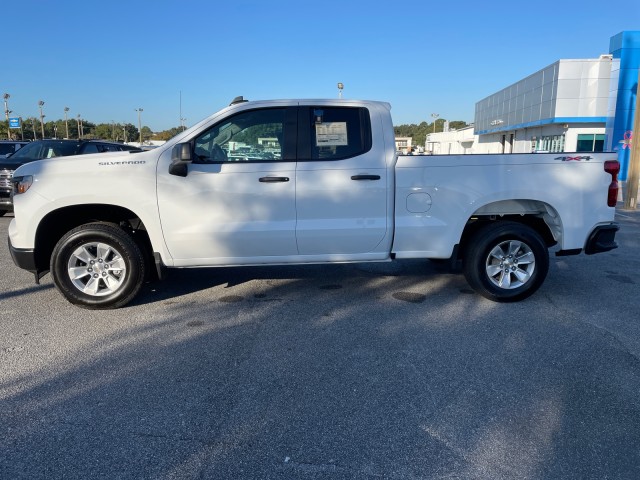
[[457, 199, 561, 261], [34, 204, 154, 276]]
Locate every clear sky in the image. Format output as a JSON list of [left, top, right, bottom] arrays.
[[3, 0, 639, 131]]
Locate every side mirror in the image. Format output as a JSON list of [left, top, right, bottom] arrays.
[[169, 143, 192, 177]]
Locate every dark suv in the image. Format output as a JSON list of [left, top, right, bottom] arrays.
[[0, 139, 141, 216]]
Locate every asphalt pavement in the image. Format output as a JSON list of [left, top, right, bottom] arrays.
[[1, 208, 639, 479]]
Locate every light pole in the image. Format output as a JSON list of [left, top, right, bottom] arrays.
[[64, 107, 70, 138], [337, 82, 344, 99], [180, 117, 187, 131], [38, 100, 46, 138], [135, 108, 143, 145], [3, 93, 10, 140], [431, 113, 439, 134], [77, 114, 82, 140]]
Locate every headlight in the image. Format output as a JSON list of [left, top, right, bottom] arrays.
[[11, 175, 33, 195]]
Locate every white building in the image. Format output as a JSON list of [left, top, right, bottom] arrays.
[[426, 125, 475, 155], [395, 136, 413, 154], [427, 56, 612, 154]]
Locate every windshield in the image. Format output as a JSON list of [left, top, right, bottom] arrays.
[[0, 144, 18, 156], [4, 141, 82, 164]]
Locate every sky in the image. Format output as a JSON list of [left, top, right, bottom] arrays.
[[3, 0, 639, 132]]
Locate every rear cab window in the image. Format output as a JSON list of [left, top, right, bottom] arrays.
[[299, 106, 372, 161]]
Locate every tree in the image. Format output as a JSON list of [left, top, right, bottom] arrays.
[[394, 119, 469, 147], [141, 126, 153, 143], [153, 127, 183, 141], [93, 123, 116, 140]]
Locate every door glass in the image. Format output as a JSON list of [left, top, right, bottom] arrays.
[[194, 108, 285, 163], [308, 107, 371, 160]]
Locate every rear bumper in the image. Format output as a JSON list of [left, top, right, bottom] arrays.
[[8, 236, 37, 273], [585, 223, 619, 255]]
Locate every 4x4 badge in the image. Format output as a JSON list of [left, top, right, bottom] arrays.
[[554, 156, 593, 161]]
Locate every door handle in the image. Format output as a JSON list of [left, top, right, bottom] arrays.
[[351, 175, 381, 181], [259, 176, 290, 183]]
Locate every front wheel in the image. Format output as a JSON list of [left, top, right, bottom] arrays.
[[51, 223, 146, 309], [463, 222, 549, 302]]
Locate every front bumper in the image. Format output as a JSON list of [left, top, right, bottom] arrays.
[[8, 236, 37, 273], [0, 187, 13, 211], [585, 223, 619, 255]]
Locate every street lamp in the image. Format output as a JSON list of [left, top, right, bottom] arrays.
[[38, 100, 46, 138], [337, 82, 344, 99], [180, 117, 187, 131], [3, 93, 10, 140], [64, 107, 70, 139], [431, 113, 439, 134], [135, 108, 143, 145]]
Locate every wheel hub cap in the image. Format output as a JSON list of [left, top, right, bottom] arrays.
[[67, 242, 127, 296], [485, 240, 536, 290]]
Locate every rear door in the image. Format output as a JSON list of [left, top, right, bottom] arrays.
[[295, 105, 391, 257]]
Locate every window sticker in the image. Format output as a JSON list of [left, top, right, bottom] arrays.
[[316, 122, 348, 146]]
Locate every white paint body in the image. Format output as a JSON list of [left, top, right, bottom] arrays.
[[9, 99, 617, 268]]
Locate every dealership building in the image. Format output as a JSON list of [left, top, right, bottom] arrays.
[[426, 31, 639, 180]]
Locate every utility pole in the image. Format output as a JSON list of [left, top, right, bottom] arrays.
[[64, 107, 70, 139], [135, 108, 143, 146], [38, 100, 45, 138], [3, 93, 10, 140], [623, 68, 640, 209]]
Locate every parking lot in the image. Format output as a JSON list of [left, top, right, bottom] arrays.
[[1, 209, 640, 479]]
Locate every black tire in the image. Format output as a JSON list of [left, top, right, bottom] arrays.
[[463, 222, 549, 302], [50, 223, 146, 309]]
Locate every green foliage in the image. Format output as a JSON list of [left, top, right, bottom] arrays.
[[153, 127, 184, 141], [1, 118, 146, 142], [4, 116, 471, 148], [394, 119, 469, 147]]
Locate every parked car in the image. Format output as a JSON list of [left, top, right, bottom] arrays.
[[0, 139, 141, 216], [8, 98, 619, 308], [0, 140, 29, 158]]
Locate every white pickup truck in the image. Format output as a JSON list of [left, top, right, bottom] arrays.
[[8, 98, 620, 309]]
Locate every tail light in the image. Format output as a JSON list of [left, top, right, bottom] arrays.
[[604, 160, 620, 207]]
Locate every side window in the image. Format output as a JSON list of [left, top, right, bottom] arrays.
[[309, 107, 372, 160], [193, 108, 285, 163], [81, 144, 100, 154]]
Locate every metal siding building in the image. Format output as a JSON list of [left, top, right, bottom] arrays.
[[474, 57, 611, 154], [424, 31, 639, 179]]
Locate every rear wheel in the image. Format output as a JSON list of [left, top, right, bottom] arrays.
[[51, 223, 146, 309], [463, 222, 549, 302]]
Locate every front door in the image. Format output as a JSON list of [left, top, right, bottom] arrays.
[[157, 107, 298, 264]]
